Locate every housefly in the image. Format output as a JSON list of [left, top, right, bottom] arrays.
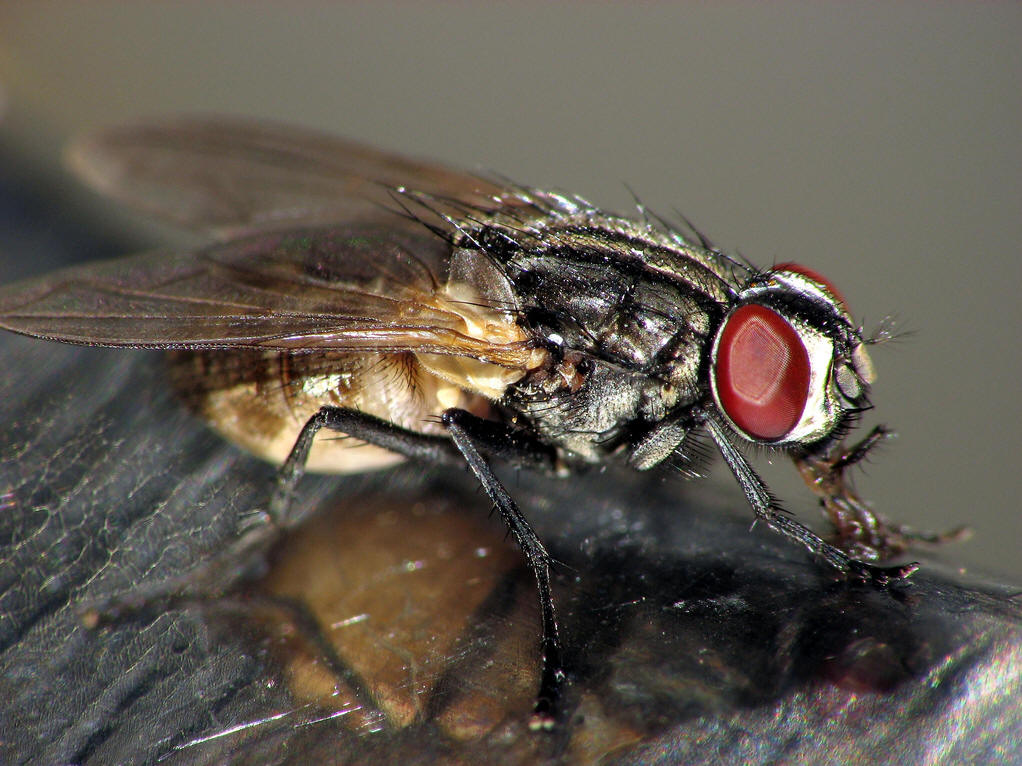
[[0, 117, 955, 728]]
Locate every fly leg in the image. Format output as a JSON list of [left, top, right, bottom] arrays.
[[702, 413, 919, 585], [795, 425, 969, 561], [274, 406, 564, 729], [441, 408, 563, 731], [268, 407, 464, 527]]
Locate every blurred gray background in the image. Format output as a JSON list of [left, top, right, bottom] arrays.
[[0, 4, 1018, 580]]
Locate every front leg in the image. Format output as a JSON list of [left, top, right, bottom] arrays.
[[795, 425, 969, 561], [701, 412, 919, 585]]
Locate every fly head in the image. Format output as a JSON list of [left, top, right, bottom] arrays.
[[709, 263, 876, 454]]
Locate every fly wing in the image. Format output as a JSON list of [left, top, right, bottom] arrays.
[[67, 116, 512, 239], [0, 223, 535, 369]]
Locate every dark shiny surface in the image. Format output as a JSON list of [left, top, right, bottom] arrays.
[[1, 166, 1020, 764]]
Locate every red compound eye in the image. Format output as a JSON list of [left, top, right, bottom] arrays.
[[714, 304, 811, 441], [774, 262, 849, 311]]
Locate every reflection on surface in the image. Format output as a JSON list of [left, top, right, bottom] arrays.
[[260, 489, 536, 737], [196, 470, 1022, 764]]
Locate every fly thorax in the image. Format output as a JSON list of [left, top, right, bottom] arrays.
[[510, 359, 652, 461], [509, 341, 700, 463], [454, 204, 731, 459]]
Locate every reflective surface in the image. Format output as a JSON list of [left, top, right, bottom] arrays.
[[2, 341, 1020, 763]]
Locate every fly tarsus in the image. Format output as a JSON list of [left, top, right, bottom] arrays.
[[845, 558, 920, 587], [796, 426, 970, 562], [831, 424, 893, 471]]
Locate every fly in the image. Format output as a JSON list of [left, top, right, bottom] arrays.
[[0, 117, 960, 729]]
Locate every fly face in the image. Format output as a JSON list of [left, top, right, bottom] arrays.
[[0, 117, 958, 729]]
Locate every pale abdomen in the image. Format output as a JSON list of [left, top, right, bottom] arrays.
[[169, 350, 493, 474]]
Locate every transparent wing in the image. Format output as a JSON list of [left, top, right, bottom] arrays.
[[0, 223, 534, 368], [67, 116, 511, 238]]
